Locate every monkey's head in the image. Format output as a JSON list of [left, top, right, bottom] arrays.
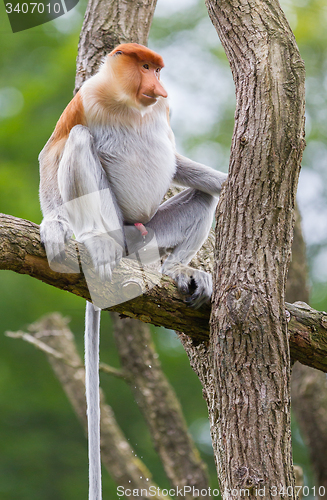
[[107, 43, 168, 109]]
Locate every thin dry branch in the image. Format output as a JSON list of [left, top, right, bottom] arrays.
[[9, 313, 170, 500], [292, 363, 327, 497], [111, 314, 209, 496], [1, 213, 327, 372]]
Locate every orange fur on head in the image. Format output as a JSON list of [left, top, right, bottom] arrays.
[[110, 43, 164, 68]]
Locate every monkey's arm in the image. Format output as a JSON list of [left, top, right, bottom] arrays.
[[174, 153, 228, 196]]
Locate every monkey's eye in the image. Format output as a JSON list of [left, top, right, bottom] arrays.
[[115, 50, 123, 56], [143, 64, 149, 70], [155, 68, 161, 74]]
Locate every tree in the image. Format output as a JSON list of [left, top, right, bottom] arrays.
[[1, 0, 327, 498], [205, 0, 305, 494]]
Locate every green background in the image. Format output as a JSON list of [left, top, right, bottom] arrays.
[[0, 0, 326, 497]]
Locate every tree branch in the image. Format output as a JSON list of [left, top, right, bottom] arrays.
[[292, 362, 327, 497], [8, 313, 171, 500], [1, 213, 327, 372], [111, 314, 209, 495]]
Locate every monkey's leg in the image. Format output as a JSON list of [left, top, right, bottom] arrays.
[[58, 125, 124, 280], [39, 150, 74, 266], [147, 189, 217, 308]]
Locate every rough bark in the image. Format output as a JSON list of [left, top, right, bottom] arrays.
[[6, 314, 169, 500], [205, 0, 306, 496], [2, 213, 327, 372], [111, 314, 209, 497]]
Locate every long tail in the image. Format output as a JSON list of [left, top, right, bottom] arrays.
[[85, 301, 102, 500]]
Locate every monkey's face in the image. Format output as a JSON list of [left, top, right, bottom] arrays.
[[108, 50, 168, 110], [136, 62, 168, 107]]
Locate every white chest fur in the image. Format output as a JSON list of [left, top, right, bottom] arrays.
[[89, 107, 176, 224]]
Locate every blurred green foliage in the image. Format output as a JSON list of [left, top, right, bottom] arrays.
[[0, 0, 326, 498]]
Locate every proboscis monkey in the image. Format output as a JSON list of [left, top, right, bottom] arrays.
[[39, 43, 227, 500]]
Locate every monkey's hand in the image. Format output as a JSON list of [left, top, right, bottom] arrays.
[[81, 233, 124, 282], [40, 219, 73, 264], [162, 263, 212, 309]]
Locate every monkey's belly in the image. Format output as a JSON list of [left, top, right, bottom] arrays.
[[102, 152, 176, 223], [95, 120, 176, 222], [114, 185, 164, 224]]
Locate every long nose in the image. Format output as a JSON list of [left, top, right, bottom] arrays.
[[145, 71, 168, 99], [153, 79, 168, 99]]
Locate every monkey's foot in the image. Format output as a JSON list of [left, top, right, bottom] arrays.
[[162, 263, 212, 309], [81, 232, 124, 281]]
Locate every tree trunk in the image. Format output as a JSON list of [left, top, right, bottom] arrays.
[[292, 364, 327, 498], [285, 206, 309, 305], [111, 314, 209, 496], [287, 209, 327, 499], [203, 0, 306, 497]]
